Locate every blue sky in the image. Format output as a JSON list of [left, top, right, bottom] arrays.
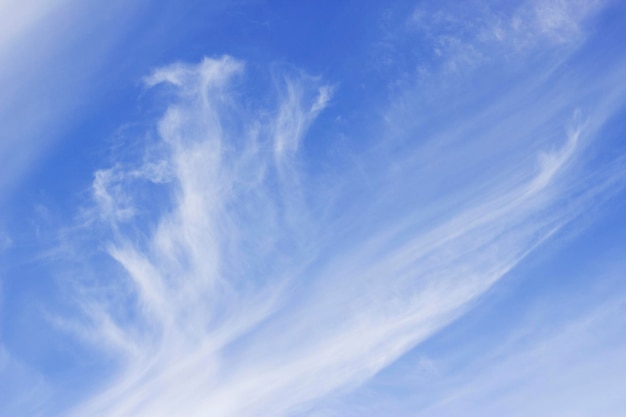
[[1, 0, 626, 416]]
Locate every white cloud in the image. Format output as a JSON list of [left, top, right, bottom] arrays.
[[0, 346, 51, 417], [0, 0, 72, 201], [0, 0, 67, 53], [404, 0, 606, 75], [312, 261, 626, 417], [59, 46, 626, 417], [0, 0, 147, 204], [273, 78, 334, 164], [532, 0, 605, 43], [410, 287, 626, 417]]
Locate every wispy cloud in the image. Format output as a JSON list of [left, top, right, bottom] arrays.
[[273, 76, 333, 164], [409, 269, 626, 417], [5, 0, 626, 415], [0, 346, 51, 417], [309, 261, 626, 417], [57, 34, 626, 416], [401, 0, 606, 75], [0, 0, 67, 52], [0, 0, 137, 202], [426, 306, 626, 417]]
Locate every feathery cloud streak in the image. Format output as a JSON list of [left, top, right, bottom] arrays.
[[62, 37, 626, 416]]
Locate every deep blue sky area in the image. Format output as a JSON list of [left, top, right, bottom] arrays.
[[1, 1, 626, 417]]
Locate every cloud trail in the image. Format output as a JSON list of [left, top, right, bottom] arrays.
[[414, 296, 626, 417], [305, 259, 626, 417], [55, 38, 626, 416]]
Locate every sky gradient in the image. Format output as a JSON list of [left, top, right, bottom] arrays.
[[1, 1, 626, 416]]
